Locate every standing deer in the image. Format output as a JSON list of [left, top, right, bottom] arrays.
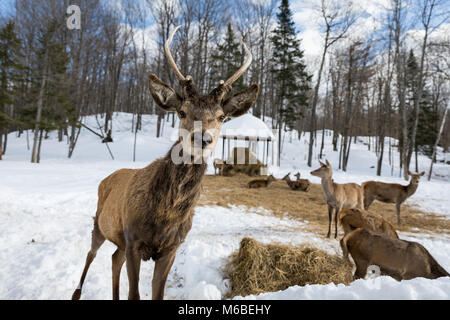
[[340, 228, 449, 281], [71, 26, 259, 300], [362, 171, 425, 225], [310, 160, 364, 238], [213, 158, 224, 175]]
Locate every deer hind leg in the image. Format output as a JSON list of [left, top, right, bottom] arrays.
[[72, 220, 105, 300], [326, 205, 333, 238], [112, 248, 126, 300], [152, 250, 177, 300]]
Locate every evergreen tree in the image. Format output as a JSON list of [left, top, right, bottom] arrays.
[[24, 20, 74, 162], [0, 21, 23, 157], [210, 24, 244, 92], [270, 0, 311, 130]]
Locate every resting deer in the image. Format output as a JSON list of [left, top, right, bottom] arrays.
[[338, 208, 398, 239], [294, 172, 311, 192], [310, 160, 364, 238], [247, 174, 276, 188], [282, 172, 308, 191], [213, 158, 224, 175], [362, 171, 425, 225], [72, 26, 259, 300], [340, 228, 449, 281]]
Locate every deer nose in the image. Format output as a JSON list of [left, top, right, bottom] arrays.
[[202, 132, 213, 149]]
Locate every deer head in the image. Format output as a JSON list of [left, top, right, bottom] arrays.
[[148, 26, 259, 164], [310, 159, 332, 178], [408, 171, 425, 186]]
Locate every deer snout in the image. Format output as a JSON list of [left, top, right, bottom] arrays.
[[191, 131, 213, 149], [202, 132, 213, 149]]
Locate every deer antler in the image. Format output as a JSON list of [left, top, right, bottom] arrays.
[[165, 25, 187, 82], [223, 40, 252, 87]]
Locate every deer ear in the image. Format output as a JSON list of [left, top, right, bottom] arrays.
[[222, 84, 260, 117], [148, 74, 183, 112], [319, 160, 325, 167], [326, 159, 331, 167], [420, 171, 425, 176]]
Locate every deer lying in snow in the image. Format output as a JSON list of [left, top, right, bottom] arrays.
[[72, 26, 259, 300], [340, 228, 449, 281], [213, 158, 224, 175], [338, 208, 398, 239], [247, 174, 276, 188], [282, 173, 310, 191], [310, 160, 364, 238], [362, 171, 425, 225]]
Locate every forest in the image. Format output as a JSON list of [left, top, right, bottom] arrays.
[[0, 0, 448, 180]]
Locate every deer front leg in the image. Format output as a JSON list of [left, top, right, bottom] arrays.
[[326, 205, 333, 238], [125, 242, 141, 300], [396, 202, 402, 225], [152, 249, 177, 300], [112, 248, 126, 300], [334, 206, 342, 239]]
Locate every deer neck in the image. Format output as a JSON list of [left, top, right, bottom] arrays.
[[406, 181, 418, 197], [146, 140, 208, 210], [321, 176, 336, 201]]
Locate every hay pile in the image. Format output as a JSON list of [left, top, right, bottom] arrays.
[[224, 237, 353, 298]]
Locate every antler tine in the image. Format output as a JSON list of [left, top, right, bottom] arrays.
[[165, 25, 185, 82], [223, 40, 252, 87]]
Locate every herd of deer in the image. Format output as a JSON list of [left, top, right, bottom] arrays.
[[71, 27, 448, 300]]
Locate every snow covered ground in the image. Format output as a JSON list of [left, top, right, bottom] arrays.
[[0, 112, 449, 300]]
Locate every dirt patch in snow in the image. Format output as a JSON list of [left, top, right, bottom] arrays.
[[199, 174, 450, 237]]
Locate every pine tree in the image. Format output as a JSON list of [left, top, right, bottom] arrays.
[[210, 24, 244, 92], [270, 0, 311, 130], [0, 20, 23, 158], [26, 20, 74, 163]]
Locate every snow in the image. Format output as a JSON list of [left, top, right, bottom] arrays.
[[0, 112, 449, 300], [221, 113, 275, 140]]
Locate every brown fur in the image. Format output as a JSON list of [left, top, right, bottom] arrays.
[[363, 171, 425, 225], [310, 160, 364, 238], [72, 73, 259, 299], [247, 174, 276, 188], [340, 228, 449, 281], [338, 208, 398, 239], [283, 172, 310, 192]]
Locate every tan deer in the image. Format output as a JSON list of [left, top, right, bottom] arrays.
[[338, 208, 398, 239], [71, 26, 259, 300], [340, 228, 449, 281], [310, 160, 364, 238], [294, 172, 311, 192], [247, 174, 276, 188], [362, 171, 425, 225], [213, 158, 224, 175]]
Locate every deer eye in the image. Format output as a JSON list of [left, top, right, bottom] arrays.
[[218, 115, 226, 122], [179, 111, 186, 119]]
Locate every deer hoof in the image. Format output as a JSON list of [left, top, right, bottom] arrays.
[[72, 289, 81, 300]]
